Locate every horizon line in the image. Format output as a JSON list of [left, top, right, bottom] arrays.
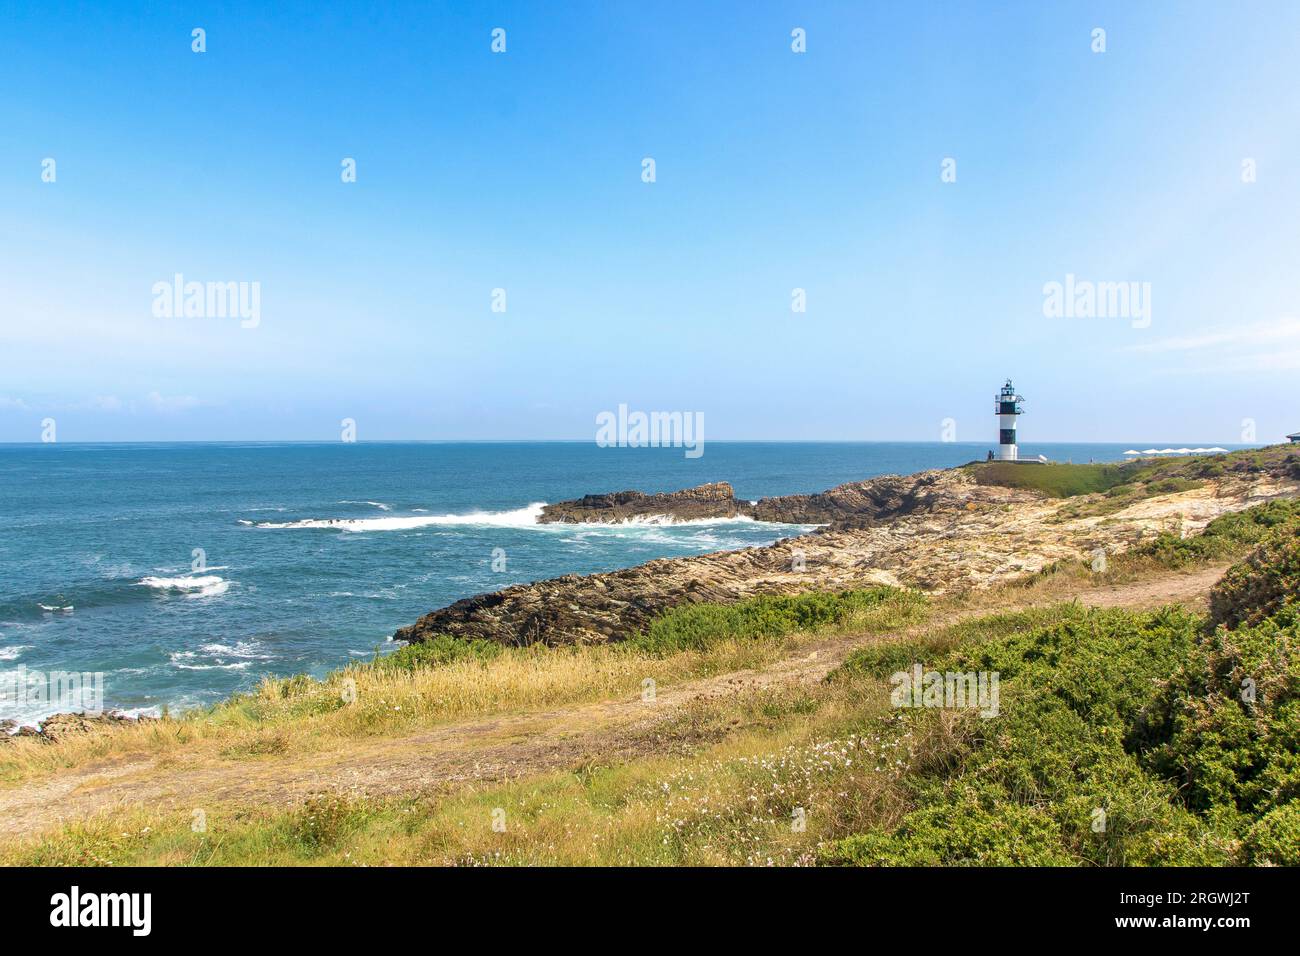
[[0, 439, 1268, 447]]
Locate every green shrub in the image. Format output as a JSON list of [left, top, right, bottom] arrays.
[[379, 633, 503, 671], [820, 785, 1075, 866], [629, 587, 924, 655], [1136, 498, 1300, 569], [1139, 624, 1299, 819], [835, 605, 1086, 681], [1208, 521, 1300, 629], [1243, 803, 1300, 865], [823, 605, 1241, 866], [824, 517, 1300, 866]]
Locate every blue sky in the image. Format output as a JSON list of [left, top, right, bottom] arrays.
[[2, 0, 1299, 442]]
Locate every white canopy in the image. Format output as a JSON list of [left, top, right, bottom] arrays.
[[1127, 447, 1228, 456]]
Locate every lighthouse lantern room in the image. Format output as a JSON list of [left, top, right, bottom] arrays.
[[994, 379, 1025, 461]]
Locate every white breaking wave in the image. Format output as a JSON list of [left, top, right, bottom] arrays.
[[245, 503, 813, 533], [38, 604, 74, 612], [114, 705, 163, 720], [0, 646, 31, 661], [250, 502, 548, 531], [340, 500, 393, 511], [137, 574, 230, 598], [169, 640, 267, 671], [171, 660, 250, 671], [197, 641, 270, 659]]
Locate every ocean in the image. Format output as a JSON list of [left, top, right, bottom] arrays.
[[0, 440, 1208, 725]]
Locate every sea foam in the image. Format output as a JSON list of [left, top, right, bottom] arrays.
[[246, 505, 806, 533], [169, 639, 268, 671], [137, 574, 230, 597], [249, 502, 547, 531]]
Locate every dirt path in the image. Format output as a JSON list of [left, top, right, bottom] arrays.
[[0, 564, 1227, 840]]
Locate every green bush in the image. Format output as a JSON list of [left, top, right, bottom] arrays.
[[1208, 520, 1300, 629], [1130, 525, 1300, 828], [629, 587, 924, 655], [822, 605, 1240, 866], [821, 518, 1300, 867], [821, 785, 1075, 866], [1136, 498, 1300, 569], [1243, 803, 1300, 865], [835, 605, 1085, 681], [1136, 620, 1300, 822], [378, 633, 503, 671], [370, 587, 926, 672]]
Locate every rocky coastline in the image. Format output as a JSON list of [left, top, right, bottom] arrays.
[[535, 471, 971, 529], [0, 710, 155, 744], [394, 458, 1300, 648], [537, 481, 749, 524]]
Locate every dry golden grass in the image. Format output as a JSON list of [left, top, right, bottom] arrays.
[[1, 589, 928, 788], [0, 638, 790, 785], [0, 555, 1216, 790], [1, 672, 918, 866]]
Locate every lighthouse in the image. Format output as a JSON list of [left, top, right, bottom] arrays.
[[994, 379, 1024, 461]]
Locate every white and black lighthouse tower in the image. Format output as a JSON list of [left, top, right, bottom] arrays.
[[994, 379, 1025, 461]]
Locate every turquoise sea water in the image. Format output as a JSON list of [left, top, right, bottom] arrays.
[[0, 440, 1228, 724]]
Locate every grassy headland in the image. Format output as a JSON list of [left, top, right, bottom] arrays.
[[970, 443, 1300, 518]]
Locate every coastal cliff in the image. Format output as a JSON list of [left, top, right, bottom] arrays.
[[395, 448, 1300, 648]]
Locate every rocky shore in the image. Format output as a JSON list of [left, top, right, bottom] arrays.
[[395, 457, 1300, 648], [536, 471, 973, 528], [538, 481, 748, 523], [0, 710, 155, 744]]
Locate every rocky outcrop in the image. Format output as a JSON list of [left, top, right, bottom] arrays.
[[395, 469, 1030, 647], [537, 471, 985, 528], [0, 711, 155, 745], [404, 464, 1300, 649], [538, 481, 746, 524], [750, 471, 975, 527], [397, 464, 1300, 648]]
